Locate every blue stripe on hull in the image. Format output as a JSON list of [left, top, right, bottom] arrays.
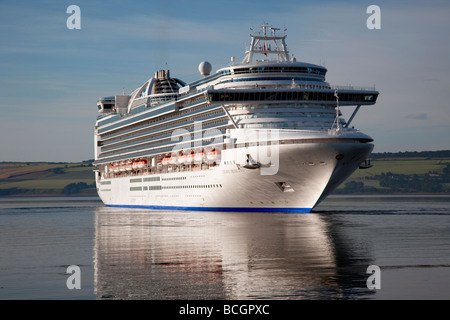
[[106, 204, 311, 213]]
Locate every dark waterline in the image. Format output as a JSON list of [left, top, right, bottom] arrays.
[[1, 195, 449, 300]]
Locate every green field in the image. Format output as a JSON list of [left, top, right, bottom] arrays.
[[350, 159, 450, 177], [0, 162, 96, 196], [337, 157, 450, 194]]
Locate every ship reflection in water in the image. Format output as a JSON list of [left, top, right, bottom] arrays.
[[94, 207, 375, 299]]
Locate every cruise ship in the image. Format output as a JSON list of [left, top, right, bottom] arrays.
[[93, 24, 379, 213]]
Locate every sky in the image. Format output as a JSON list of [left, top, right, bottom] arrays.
[[0, 0, 449, 162]]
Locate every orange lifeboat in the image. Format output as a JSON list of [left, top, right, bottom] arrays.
[[162, 155, 170, 166], [111, 163, 120, 173], [177, 153, 186, 165], [207, 148, 220, 162], [169, 154, 178, 165], [185, 151, 195, 164], [132, 159, 147, 169], [194, 150, 205, 164]]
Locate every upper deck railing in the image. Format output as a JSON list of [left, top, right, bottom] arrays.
[[332, 85, 377, 91]]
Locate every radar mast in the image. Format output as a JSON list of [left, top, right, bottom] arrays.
[[242, 23, 290, 64]]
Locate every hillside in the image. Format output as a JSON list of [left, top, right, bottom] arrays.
[[0, 161, 96, 197], [335, 151, 450, 194], [1, 151, 450, 197]]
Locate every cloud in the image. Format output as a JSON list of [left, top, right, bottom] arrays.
[[405, 113, 428, 120], [422, 78, 440, 82]]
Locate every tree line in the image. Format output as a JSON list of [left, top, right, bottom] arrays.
[[371, 150, 450, 159]]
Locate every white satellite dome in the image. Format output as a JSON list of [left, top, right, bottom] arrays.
[[198, 61, 212, 77]]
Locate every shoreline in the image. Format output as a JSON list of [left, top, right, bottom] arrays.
[[327, 193, 450, 198], [0, 195, 101, 201]]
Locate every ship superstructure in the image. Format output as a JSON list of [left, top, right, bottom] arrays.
[[93, 24, 378, 212]]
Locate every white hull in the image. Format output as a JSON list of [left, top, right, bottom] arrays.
[[96, 141, 373, 213]]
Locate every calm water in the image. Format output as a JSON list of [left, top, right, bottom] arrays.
[[1, 195, 450, 300]]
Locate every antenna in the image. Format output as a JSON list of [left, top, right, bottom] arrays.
[[333, 89, 341, 131], [242, 23, 290, 63]]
